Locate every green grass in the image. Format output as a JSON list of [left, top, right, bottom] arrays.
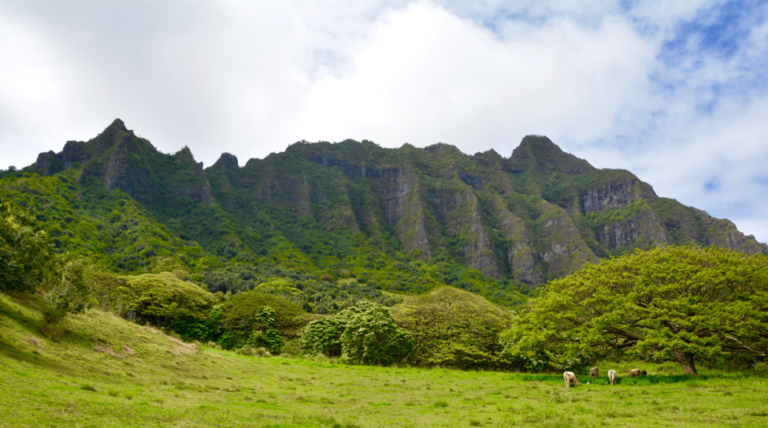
[[1, 291, 767, 427]]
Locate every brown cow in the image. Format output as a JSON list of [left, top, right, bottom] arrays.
[[564, 371, 579, 388], [590, 367, 599, 378], [627, 369, 641, 377]]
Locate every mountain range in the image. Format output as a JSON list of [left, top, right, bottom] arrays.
[[7, 119, 766, 296]]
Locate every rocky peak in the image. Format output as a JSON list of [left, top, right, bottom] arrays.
[[96, 118, 131, 145], [213, 153, 240, 169], [106, 118, 128, 132], [508, 135, 594, 175]]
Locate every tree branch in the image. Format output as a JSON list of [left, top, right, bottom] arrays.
[[724, 336, 765, 355]]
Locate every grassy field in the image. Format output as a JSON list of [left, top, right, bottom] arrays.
[[1, 292, 767, 428]]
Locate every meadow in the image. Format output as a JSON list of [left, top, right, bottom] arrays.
[[1, 292, 767, 428]]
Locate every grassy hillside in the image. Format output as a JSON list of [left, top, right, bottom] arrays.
[[2, 292, 768, 428]]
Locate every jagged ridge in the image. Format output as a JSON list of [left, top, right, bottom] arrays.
[[26, 120, 768, 286]]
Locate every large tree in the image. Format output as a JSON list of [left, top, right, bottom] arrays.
[[501, 246, 768, 375]]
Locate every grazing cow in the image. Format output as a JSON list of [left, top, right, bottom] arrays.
[[627, 369, 641, 377], [590, 367, 599, 378], [608, 369, 617, 386], [564, 371, 579, 388]]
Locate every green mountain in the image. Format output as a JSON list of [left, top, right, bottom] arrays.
[[4, 119, 765, 302]]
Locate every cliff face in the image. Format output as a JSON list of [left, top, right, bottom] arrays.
[[32, 118, 213, 209], [29, 120, 768, 286]]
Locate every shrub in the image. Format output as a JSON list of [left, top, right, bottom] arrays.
[[118, 272, 215, 326], [221, 292, 305, 337], [259, 329, 283, 353], [301, 301, 414, 366], [42, 257, 95, 327], [390, 287, 511, 369], [300, 317, 347, 357]]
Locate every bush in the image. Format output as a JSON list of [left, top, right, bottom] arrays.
[[118, 272, 215, 326], [42, 257, 95, 327], [300, 317, 347, 357], [301, 301, 414, 366], [390, 287, 511, 369], [217, 292, 307, 351], [221, 292, 306, 337]]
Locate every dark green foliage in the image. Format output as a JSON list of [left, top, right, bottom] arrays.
[[301, 301, 414, 366], [300, 317, 346, 357], [218, 304, 283, 352], [256, 329, 283, 353], [169, 304, 225, 343], [339, 301, 414, 365], [391, 287, 512, 369], [0, 198, 55, 292], [221, 291, 306, 339]]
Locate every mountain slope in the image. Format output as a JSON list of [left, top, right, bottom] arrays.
[[11, 120, 767, 291]]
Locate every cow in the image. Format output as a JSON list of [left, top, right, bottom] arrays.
[[590, 367, 599, 378], [564, 371, 579, 388], [627, 369, 641, 377], [608, 369, 617, 386]]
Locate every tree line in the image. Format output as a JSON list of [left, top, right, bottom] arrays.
[[3, 197, 767, 374]]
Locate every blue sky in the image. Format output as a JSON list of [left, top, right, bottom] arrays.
[[0, 0, 766, 242]]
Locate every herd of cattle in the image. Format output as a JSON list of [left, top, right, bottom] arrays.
[[563, 368, 647, 387]]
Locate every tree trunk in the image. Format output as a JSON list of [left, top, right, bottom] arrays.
[[673, 351, 698, 375]]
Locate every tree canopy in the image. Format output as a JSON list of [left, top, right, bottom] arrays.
[[501, 246, 768, 375], [390, 287, 512, 369]]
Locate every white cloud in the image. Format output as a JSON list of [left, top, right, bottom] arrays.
[[293, 2, 655, 156], [0, 12, 109, 167]]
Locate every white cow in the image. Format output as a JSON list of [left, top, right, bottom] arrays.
[[608, 369, 617, 386], [563, 371, 579, 388]]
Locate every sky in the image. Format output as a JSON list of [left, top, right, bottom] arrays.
[[1, 0, 767, 243]]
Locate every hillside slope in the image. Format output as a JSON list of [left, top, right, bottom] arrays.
[[8, 119, 766, 290], [2, 292, 767, 428]]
